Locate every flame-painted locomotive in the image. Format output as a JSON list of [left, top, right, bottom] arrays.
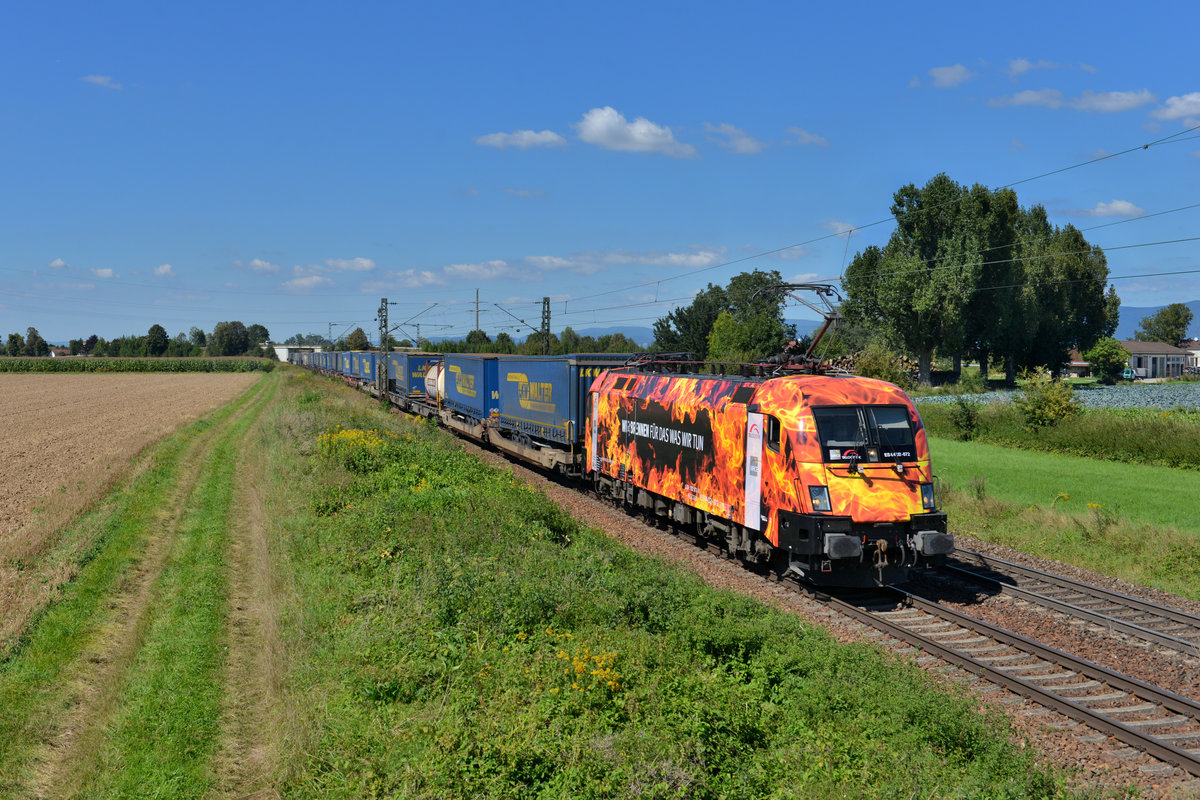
[[296, 311, 951, 587], [586, 367, 951, 586]]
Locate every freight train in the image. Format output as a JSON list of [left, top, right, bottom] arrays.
[[294, 349, 951, 587]]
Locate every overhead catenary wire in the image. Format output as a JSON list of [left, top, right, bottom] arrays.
[[559, 122, 1200, 306]]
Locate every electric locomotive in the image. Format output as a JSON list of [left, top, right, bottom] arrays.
[[586, 367, 951, 586]]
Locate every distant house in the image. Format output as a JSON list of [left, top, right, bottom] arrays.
[[48, 347, 71, 358], [1120, 340, 1191, 379], [1063, 349, 1091, 378], [1180, 339, 1200, 370]]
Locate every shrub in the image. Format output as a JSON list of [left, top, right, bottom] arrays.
[[955, 370, 987, 394], [1013, 369, 1080, 429], [1082, 337, 1129, 385], [853, 341, 913, 389], [947, 395, 980, 440]]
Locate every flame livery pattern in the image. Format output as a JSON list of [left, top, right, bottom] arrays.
[[586, 371, 932, 548]]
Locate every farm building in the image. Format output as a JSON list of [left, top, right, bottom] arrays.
[[1120, 340, 1192, 379]]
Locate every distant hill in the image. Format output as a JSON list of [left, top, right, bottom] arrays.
[[1115, 300, 1200, 340], [573, 326, 655, 347]]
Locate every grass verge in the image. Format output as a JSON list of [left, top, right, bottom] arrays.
[[919, 399, 1200, 470], [262, 371, 1067, 799], [931, 435, 1200, 599]]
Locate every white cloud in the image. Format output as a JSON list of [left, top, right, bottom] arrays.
[[284, 275, 334, 292], [48, 257, 70, 269], [928, 64, 974, 88], [1070, 89, 1154, 112], [503, 188, 546, 198], [1009, 58, 1058, 80], [989, 88, 1154, 112], [525, 255, 573, 270], [1010, 139, 1027, 151], [443, 260, 512, 281], [786, 127, 829, 148], [990, 88, 1065, 108], [324, 257, 376, 272], [1192, 150, 1200, 159], [574, 106, 696, 158], [704, 123, 766, 154], [61, 283, 96, 291], [90, 267, 116, 279], [824, 221, 857, 236], [1080, 63, 1097, 74], [907, 76, 921, 89], [602, 246, 727, 268], [82, 75, 122, 89], [1151, 92, 1200, 120], [380, 269, 447, 289], [474, 129, 567, 149], [154, 263, 174, 277], [1070, 200, 1147, 218], [777, 246, 812, 261], [249, 258, 280, 272], [786, 272, 820, 283]]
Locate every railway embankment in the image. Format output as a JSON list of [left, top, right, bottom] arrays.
[[265, 370, 1059, 798]]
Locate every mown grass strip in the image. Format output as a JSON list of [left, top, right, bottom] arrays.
[[0, 376, 268, 794], [264, 373, 1063, 799], [929, 435, 1200, 535], [76, 375, 277, 797], [931, 435, 1200, 599]]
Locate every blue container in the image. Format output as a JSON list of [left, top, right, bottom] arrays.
[[353, 352, 377, 381], [384, 353, 440, 394], [494, 354, 631, 446], [403, 354, 439, 394], [443, 354, 499, 419]]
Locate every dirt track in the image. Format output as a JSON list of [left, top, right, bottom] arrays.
[[0, 373, 258, 538]]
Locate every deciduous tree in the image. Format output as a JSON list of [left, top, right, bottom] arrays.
[[345, 327, 371, 350], [1134, 303, 1193, 345], [146, 324, 169, 356]]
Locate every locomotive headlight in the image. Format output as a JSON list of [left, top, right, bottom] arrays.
[[809, 485, 831, 513], [920, 483, 936, 510]]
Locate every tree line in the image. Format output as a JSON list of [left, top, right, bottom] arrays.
[[321, 326, 644, 356], [648, 175, 1198, 385], [1, 322, 276, 359]]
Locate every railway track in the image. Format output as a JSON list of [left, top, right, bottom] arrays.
[[945, 548, 1200, 658], [792, 580, 1200, 777]]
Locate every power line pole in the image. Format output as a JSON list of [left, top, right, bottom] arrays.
[[377, 297, 389, 396], [541, 296, 551, 355], [473, 288, 481, 332]]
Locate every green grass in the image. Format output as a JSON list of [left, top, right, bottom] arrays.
[[0, 375, 270, 796], [931, 435, 1200, 599], [263, 372, 1069, 799], [929, 436, 1200, 534], [920, 401, 1200, 470], [79, 376, 276, 797]]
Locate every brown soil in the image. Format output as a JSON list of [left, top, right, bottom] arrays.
[[0, 373, 259, 655]]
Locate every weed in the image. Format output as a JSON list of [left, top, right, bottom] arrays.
[[970, 475, 987, 501], [948, 395, 980, 440], [1013, 369, 1081, 429]]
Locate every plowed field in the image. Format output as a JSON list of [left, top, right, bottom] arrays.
[[0, 373, 259, 538]]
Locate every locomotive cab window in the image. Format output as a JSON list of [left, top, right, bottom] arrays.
[[812, 405, 916, 463], [765, 415, 782, 452]]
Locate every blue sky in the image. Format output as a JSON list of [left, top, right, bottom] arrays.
[[3, 1, 1198, 345]]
